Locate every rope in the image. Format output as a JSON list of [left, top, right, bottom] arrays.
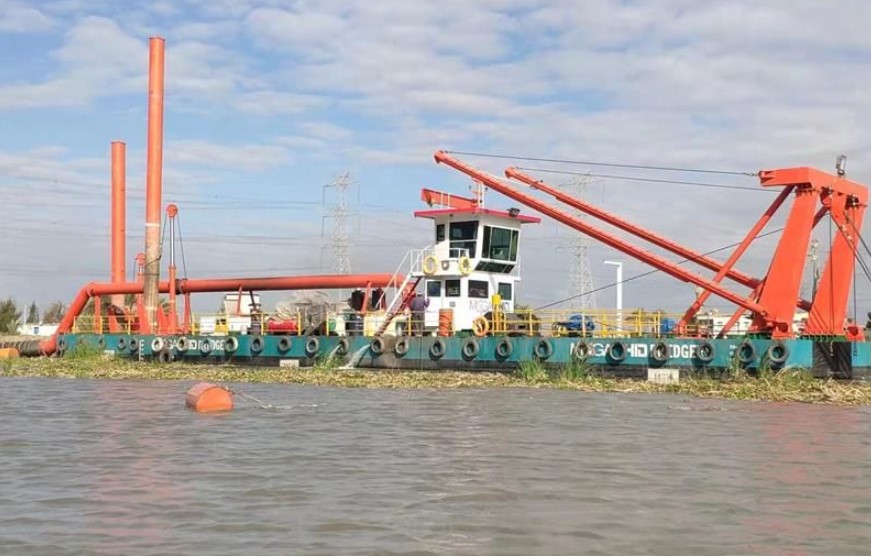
[[444, 150, 757, 176], [175, 214, 189, 279], [222, 386, 277, 410], [515, 167, 773, 193]]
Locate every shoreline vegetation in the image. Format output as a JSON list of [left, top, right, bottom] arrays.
[[2, 347, 871, 405]]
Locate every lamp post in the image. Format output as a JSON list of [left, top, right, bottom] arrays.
[[604, 260, 623, 334]]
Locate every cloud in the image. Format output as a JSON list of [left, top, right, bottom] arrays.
[[0, 1, 55, 33], [166, 139, 290, 171]]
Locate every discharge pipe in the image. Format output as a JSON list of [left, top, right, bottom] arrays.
[[5, 273, 398, 356]]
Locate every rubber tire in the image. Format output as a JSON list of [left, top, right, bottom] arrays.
[[573, 341, 590, 360], [370, 337, 385, 356], [337, 338, 350, 356], [176, 337, 189, 353], [129, 338, 139, 352], [116, 337, 127, 351], [534, 339, 553, 360], [462, 338, 480, 360], [157, 349, 173, 364], [224, 336, 239, 353], [394, 338, 410, 357], [151, 337, 165, 352], [696, 341, 715, 363], [737, 341, 756, 365], [609, 341, 628, 363], [651, 341, 669, 364], [250, 336, 264, 354], [496, 337, 513, 359], [430, 338, 446, 359], [58, 338, 67, 351], [278, 336, 292, 353], [200, 339, 213, 355], [305, 336, 320, 358], [767, 342, 789, 367], [97, 336, 106, 349]]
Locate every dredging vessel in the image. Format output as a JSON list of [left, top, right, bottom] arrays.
[[6, 36, 871, 379]]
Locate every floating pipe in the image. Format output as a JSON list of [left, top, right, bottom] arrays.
[[143, 37, 166, 334]]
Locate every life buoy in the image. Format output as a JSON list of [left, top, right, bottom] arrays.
[[573, 341, 590, 360], [151, 337, 165, 352], [458, 256, 473, 276], [370, 337, 385, 356], [472, 316, 490, 337], [200, 339, 213, 355], [696, 341, 715, 363], [224, 336, 239, 353], [462, 338, 479, 359], [278, 336, 292, 353], [495, 337, 513, 358], [737, 341, 756, 365], [534, 338, 553, 360], [767, 341, 789, 366], [609, 341, 628, 363], [305, 336, 320, 357], [250, 336, 264, 353], [430, 338, 446, 359], [176, 336, 188, 353], [394, 338, 410, 357], [651, 341, 669, 364], [422, 255, 439, 275], [116, 337, 127, 351], [337, 338, 350, 356]]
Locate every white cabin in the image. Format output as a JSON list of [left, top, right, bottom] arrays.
[[412, 206, 540, 332]]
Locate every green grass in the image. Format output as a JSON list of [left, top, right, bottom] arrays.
[[2, 355, 871, 404]]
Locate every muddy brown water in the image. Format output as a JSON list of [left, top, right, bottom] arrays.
[[1, 377, 869, 555]]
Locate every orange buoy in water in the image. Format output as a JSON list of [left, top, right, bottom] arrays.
[[185, 382, 233, 413], [0, 348, 20, 359]]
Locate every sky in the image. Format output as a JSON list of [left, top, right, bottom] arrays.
[[2, 0, 871, 318]]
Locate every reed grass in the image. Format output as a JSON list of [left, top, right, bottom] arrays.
[[2, 352, 871, 405]]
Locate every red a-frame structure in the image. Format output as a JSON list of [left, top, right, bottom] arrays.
[[434, 151, 868, 340]]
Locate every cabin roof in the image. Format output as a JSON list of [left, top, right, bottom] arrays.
[[413, 207, 541, 224]]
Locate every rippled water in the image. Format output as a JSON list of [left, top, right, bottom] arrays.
[[1, 377, 870, 555]]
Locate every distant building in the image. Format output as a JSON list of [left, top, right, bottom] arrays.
[[16, 323, 59, 337]]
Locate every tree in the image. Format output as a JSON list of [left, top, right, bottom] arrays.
[[0, 298, 21, 334], [43, 301, 67, 324], [27, 302, 39, 324]]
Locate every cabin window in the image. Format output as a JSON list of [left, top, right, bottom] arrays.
[[445, 279, 461, 297], [475, 261, 515, 273], [498, 282, 513, 301], [482, 226, 519, 261], [469, 280, 489, 299], [449, 221, 477, 257], [435, 224, 445, 242], [426, 280, 441, 297]]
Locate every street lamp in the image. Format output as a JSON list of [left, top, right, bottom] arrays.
[[604, 260, 623, 334]]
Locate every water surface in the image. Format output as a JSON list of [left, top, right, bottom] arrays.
[[1, 377, 869, 555]]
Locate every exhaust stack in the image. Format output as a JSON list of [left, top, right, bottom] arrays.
[[110, 141, 126, 306], [143, 37, 165, 334]]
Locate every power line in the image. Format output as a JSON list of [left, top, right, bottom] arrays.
[[516, 167, 772, 193], [444, 150, 757, 176], [535, 227, 784, 310]]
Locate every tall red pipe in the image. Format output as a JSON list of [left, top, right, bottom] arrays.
[[143, 37, 166, 335], [110, 141, 126, 306], [166, 204, 179, 334]]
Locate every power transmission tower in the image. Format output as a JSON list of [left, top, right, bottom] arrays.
[[561, 174, 597, 310], [323, 172, 352, 275]]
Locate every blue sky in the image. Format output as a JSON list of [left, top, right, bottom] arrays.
[[2, 0, 871, 316]]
